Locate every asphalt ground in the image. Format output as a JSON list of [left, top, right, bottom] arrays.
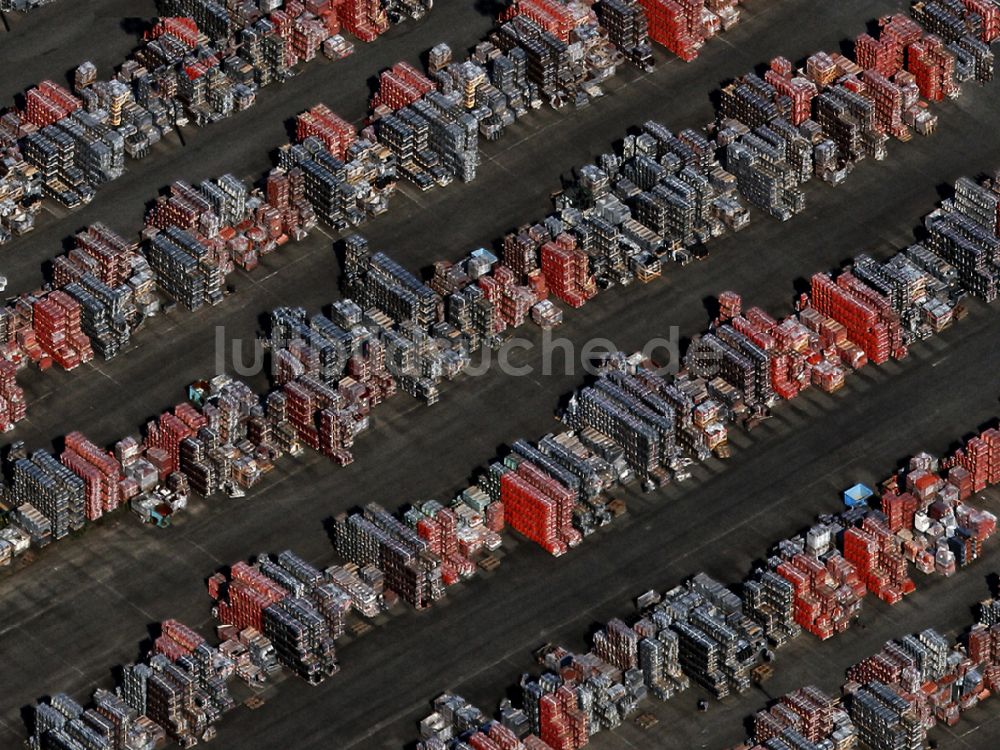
[[2, 0, 994, 457], [3, 309, 996, 749], [1, 0, 1000, 748], [0, 0, 160, 107], [0, 0, 501, 294]]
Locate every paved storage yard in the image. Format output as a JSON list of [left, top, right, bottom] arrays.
[[0, 0, 160, 106], [1, 0, 1000, 748]]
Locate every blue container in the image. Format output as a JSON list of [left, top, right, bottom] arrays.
[[843, 483, 873, 509]]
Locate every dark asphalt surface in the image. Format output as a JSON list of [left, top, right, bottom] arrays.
[[1, 0, 1000, 748], [0, 0, 500, 294], [0, 1, 159, 106]]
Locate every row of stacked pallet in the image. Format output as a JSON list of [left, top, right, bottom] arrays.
[[54, 223, 158, 358], [411, 583, 1000, 750], [372, 78, 480, 188], [277, 129, 395, 229], [0, 376, 250, 551], [0, 0, 431, 242], [208, 553, 340, 683], [0, 223, 162, 431], [713, 8, 994, 220], [925, 174, 1000, 301], [764, 531, 869, 641], [340, 118, 751, 370], [911, 0, 999, 80], [1, 167, 993, 566], [29, 617, 240, 749], [504, 122, 750, 285], [342, 234, 466, 403], [26, 613, 282, 749], [332, 503, 445, 609], [0, 288, 93, 376], [270, 292, 422, 455], [3, 236, 989, 560], [2, 0, 996, 253], [878, 430, 1000, 573], [553, 23, 983, 280], [477, 439, 589, 556], [415, 581, 750, 748], [260, 497, 497, 614], [638, 0, 742, 62], [690, 224, 977, 404], [369, 61, 436, 115], [319, 422, 624, 594], [562, 355, 701, 487], [12, 396, 1000, 742], [406, 500, 491, 585], [364, 0, 752, 189], [210, 507, 497, 646], [0, 157, 991, 550], [1, 164, 993, 565], [752, 444, 997, 644], [15, 80, 108, 210], [562, 338, 996, 581], [484, 1, 624, 100], [746, 686, 856, 749], [7, 2, 997, 415], [699, 168, 1000, 401], [0, 120, 385, 401], [268, 302, 389, 461], [0, 100, 39, 242], [738, 596, 1000, 750], [409, 502, 1000, 749], [414, 585, 754, 748]]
